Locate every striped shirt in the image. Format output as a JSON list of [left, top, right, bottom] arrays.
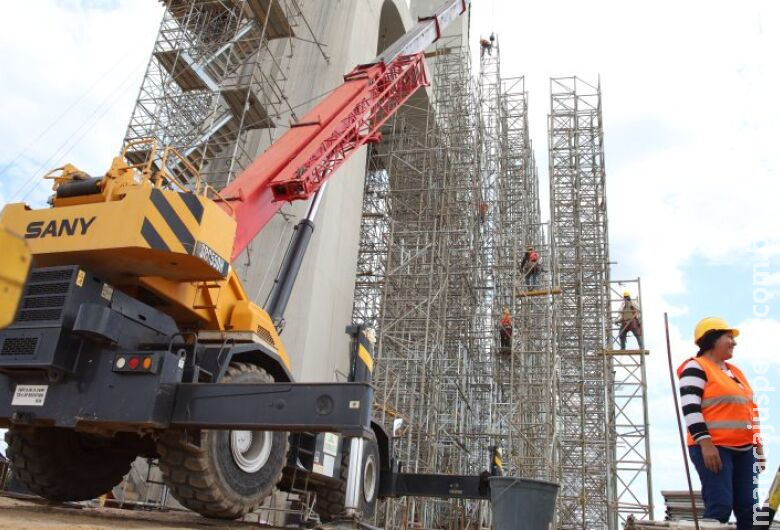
[[678, 358, 752, 450]]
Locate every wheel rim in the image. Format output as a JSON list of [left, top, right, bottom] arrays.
[[230, 430, 272, 473], [362, 453, 377, 502]]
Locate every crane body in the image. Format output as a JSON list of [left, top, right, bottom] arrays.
[[0, 0, 491, 522]]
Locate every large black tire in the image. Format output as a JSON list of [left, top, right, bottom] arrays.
[[157, 363, 289, 519], [4, 427, 136, 501], [315, 432, 379, 523]]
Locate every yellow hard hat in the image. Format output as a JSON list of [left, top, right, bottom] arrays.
[[694, 317, 739, 344], [623, 291, 631, 297]]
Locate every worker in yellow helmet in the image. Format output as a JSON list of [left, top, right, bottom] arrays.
[[615, 291, 643, 350], [676, 317, 766, 529]]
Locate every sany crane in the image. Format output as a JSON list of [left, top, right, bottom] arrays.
[[0, 0, 491, 522]]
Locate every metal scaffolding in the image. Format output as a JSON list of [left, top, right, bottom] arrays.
[[498, 74, 558, 483], [123, 0, 326, 189], [606, 278, 654, 523], [353, 36, 491, 528], [352, 37, 570, 529], [548, 75, 613, 529], [476, 42, 557, 483]]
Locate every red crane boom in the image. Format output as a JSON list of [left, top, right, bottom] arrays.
[[221, 0, 470, 260]]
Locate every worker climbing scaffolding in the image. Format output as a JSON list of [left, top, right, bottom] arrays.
[[480, 33, 495, 57], [616, 291, 644, 350], [498, 308, 512, 355], [521, 245, 543, 289], [478, 201, 489, 223]]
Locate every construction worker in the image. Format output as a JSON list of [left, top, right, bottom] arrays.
[[479, 33, 494, 57], [521, 245, 541, 289], [616, 291, 643, 350], [676, 317, 766, 530], [478, 201, 489, 224], [489, 445, 504, 477], [498, 308, 512, 355]]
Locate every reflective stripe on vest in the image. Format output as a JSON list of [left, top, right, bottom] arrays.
[[677, 356, 758, 447], [706, 420, 753, 430], [701, 395, 750, 408]]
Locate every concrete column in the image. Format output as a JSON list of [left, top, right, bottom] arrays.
[[237, 1, 416, 382]]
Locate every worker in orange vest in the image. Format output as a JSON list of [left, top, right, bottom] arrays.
[[677, 317, 766, 529], [498, 308, 512, 355], [479, 33, 494, 58], [521, 245, 541, 289], [478, 201, 489, 224]]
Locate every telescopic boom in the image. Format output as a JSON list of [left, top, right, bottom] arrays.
[[221, 0, 470, 260]]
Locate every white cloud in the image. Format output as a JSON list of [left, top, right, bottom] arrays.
[[732, 317, 780, 370], [0, 0, 163, 206]]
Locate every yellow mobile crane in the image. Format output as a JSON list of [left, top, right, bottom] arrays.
[[0, 1, 492, 522]]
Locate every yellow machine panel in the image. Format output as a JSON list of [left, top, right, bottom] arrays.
[[0, 227, 31, 328], [0, 186, 235, 283]]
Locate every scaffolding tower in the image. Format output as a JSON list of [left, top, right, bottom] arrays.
[[123, 0, 326, 189], [606, 278, 654, 523], [353, 36, 487, 528], [476, 41, 557, 483], [498, 74, 557, 482], [549, 76, 614, 529], [353, 36, 572, 528]]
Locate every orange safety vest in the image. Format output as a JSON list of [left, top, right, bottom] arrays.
[[677, 356, 758, 447]]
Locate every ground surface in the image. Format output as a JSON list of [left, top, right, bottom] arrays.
[[0, 494, 268, 530]]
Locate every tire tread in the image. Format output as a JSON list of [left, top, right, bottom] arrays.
[[158, 363, 288, 519]]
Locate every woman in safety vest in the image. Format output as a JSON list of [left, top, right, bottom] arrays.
[[677, 317, 766, 529]]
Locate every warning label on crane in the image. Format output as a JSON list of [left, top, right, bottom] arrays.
[[11, 385, 48, 406], [194, 241, 229, 277]]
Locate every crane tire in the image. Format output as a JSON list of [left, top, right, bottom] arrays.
[[4, 427, 135, 501], [157, 362, 289, 519], [315, 432, 380, 523]]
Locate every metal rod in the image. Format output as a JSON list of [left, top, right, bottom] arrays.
[[344, 437, 366, 515], [374, 0, 470, 64], [305, 182, 326, 221], [265, 185, 327, 329], [664, 312, 700, 530]]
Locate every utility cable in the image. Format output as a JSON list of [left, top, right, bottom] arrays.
[[0, 49, 134, 182], [13, 62, 146, 204], [664, 313, 701, 530]]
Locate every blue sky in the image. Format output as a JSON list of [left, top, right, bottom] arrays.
[[0, 0, 778, 521]]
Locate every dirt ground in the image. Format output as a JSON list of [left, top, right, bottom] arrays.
[[0, 494, 271, 530]]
